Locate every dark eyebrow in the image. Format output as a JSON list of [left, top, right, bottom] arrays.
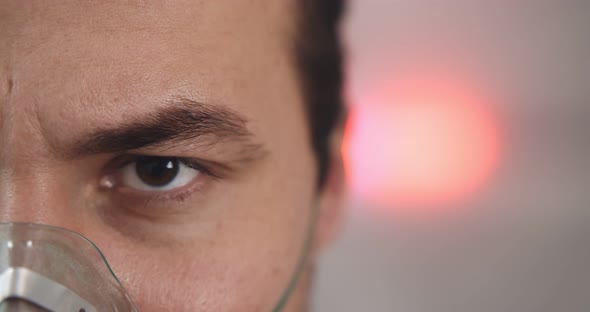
[[69, 98, 263, 157]]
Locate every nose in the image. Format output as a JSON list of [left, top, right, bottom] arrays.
[[0, 167, 79, 228]]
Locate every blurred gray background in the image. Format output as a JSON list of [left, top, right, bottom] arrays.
[[312, 1, 590, 311]]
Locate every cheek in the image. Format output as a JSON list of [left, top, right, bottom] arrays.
[[82, 165, 317, 311], [107, 218, 312, 310]]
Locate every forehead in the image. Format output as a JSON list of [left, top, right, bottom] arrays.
[[0, 0, 300, 145]]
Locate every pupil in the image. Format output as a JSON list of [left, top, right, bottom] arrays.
[[135, 156, 180, 187]]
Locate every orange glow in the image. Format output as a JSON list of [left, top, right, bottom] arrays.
[[343, 71, 501, 216]]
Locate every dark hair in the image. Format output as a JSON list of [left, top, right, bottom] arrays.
[[296, 0, 346, 187]]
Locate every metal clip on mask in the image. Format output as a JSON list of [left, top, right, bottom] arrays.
[[0, 223, 137, 311]]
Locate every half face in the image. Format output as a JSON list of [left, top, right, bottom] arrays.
[[0, 1, 323, 311]]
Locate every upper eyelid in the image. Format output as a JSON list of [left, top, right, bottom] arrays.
[[179, 158, 227, 179], [172, 158, 217, 178], [106, 154, 221, 178], [103, 154, 138, 170]]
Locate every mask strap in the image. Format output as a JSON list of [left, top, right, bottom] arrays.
[[272, 201, 320, 312]]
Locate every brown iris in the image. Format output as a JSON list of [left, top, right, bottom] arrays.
[[135, 156, 180, 187]]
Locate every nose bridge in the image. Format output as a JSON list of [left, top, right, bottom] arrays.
[[0, 159, 87, 236], [0, 172, 41, 223], [0, 168, 68, 226], [0, 136, 71, 227]]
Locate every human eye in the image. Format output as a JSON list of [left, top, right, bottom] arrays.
[[101, 155, 212, 201], [120, 156, 199, 191]]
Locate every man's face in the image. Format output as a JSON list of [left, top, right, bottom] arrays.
[[0, 1, 342, 311]]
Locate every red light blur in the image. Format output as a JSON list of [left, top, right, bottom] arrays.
[[343, 70, 501, 216]]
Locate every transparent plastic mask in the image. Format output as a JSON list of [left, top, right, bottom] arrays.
[[0, 223, 138, 311]]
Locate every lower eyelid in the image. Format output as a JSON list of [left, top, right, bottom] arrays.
[[113, 172, 209, 203]]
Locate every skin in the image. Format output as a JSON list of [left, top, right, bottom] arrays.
[[0, 1, 345, 311]]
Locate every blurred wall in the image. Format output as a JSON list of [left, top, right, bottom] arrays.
[[313, 1, 590, 311]]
